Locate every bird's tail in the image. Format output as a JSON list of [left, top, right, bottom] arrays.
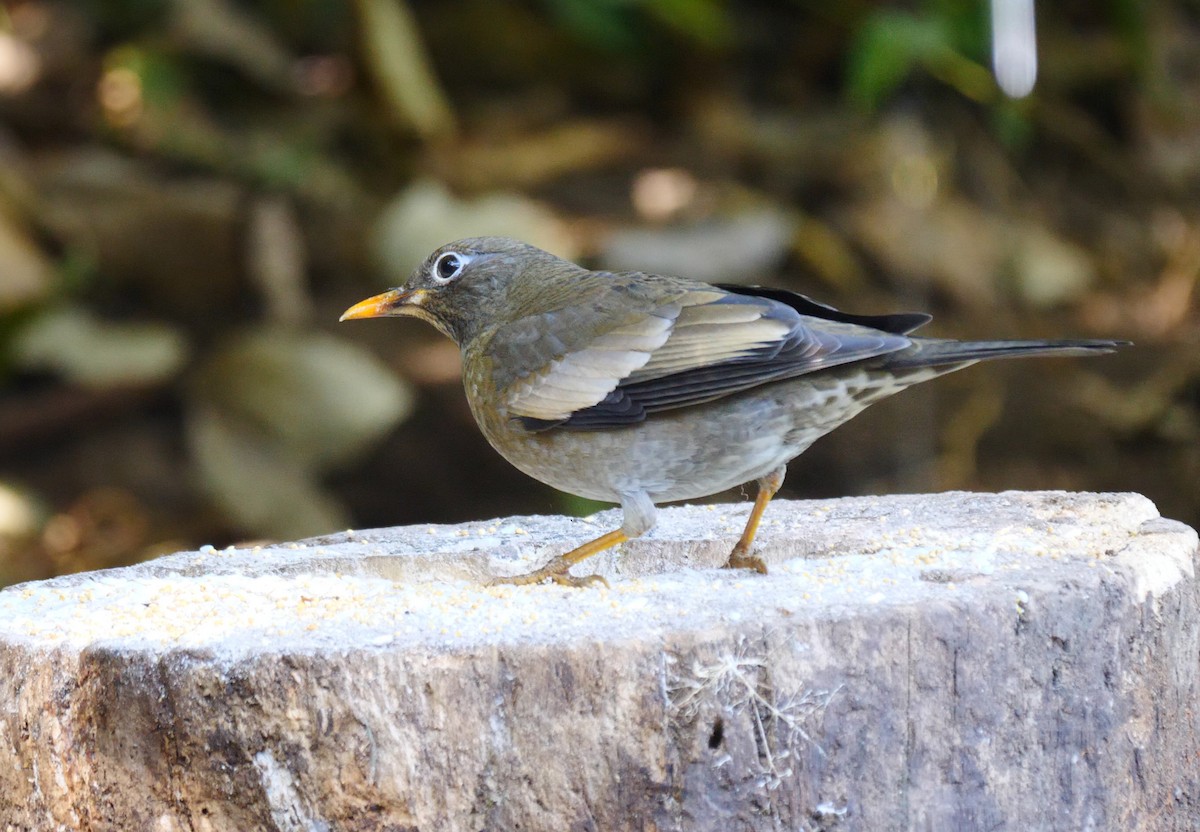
[[882, 338, 1129, 371]]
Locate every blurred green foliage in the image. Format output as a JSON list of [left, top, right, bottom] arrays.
[[543, 0, 731, 50], [846, 3, 992, 110]]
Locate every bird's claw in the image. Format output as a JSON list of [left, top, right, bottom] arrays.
[[488, 556, 610, 589], [723, 549, 769, 575], [549, 572, 610, 589]]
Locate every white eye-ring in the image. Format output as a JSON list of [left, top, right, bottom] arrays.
[[432, 251, 469, 284]]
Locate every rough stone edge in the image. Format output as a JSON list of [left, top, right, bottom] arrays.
[[0, 491, 1197, 831]]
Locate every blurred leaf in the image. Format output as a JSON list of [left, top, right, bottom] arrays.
[[433, 119, 645, 191], [1105, 0, 1150, 78], [12, 306, 189, 387], [76, 0, 171, 38], [924, 46, 996, 104], [599, 207, 796, 285], [541, 0, 729, 51], [57, 246, 100, 297], [1008, 222, 1097, 308], [355, 0, 455, 139], [846, 193, 1003, 308], [0, 481, 41, 539], [0, 209, 53, 314], [0, 481, 47, 588], [847, 6, 995, 110], [372, 179, 576, 283], [847, 11, 949, 110], [36, 152, 244, 319], [247, 195, 311, 326], [103, 44, 186, 110], [166, 0, 294, 90], [187, 404, 348, 539], [187, 328, 413, 538], [927, 0, 989, 59], [542, 0, 639, 52], [791, 213, 869, 293], [97, 47, 358, 202], [192, 328, 413, 471], [991, 97, 1035, 149], [646, 0, 730, 48]]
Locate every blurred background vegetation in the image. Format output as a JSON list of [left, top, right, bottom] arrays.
[[0, 0, 1195, 586]]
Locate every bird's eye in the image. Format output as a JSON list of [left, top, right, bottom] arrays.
[[432, 252, 467, 284]]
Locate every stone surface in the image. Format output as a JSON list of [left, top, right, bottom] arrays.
[[0, 491, 1197, 831]]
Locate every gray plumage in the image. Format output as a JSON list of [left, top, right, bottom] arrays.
[[342, 236, 1127, 584]]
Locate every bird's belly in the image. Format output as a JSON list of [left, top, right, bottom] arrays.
[[502, 414, 791, 503], [474, 371, 892, 504]]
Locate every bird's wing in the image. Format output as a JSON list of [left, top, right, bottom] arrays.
[[494, 280, 914, 431], [495, 301, 680, 422]]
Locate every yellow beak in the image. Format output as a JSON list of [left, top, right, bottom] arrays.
[[339, 288, 427, 321]]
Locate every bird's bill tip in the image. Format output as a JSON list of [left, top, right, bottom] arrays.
[[339, 288, 425, 321]]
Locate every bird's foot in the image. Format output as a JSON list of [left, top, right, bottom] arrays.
[[488, 556, 610, 589], [722, 547, 769, 575]]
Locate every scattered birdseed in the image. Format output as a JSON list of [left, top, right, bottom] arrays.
[[0, 495, 1168, 659]]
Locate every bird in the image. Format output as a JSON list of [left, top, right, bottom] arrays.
[[341, 236, 1125, 587]]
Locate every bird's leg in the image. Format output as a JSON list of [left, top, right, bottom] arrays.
[[489, 492, 655, 589], [489, 530, 625, 589], [724, 466, 785, 574]]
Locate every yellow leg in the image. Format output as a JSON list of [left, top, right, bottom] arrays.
[[489, 529, 627, 588], [724, 467, 785, 574]]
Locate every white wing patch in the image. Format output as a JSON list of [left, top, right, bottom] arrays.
[[505, 309, 677, 420], [631, 295, 790, 380], [502, 290, 798, 421]]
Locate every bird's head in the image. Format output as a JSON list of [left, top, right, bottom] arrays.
[[340, 237, 575, 344]]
